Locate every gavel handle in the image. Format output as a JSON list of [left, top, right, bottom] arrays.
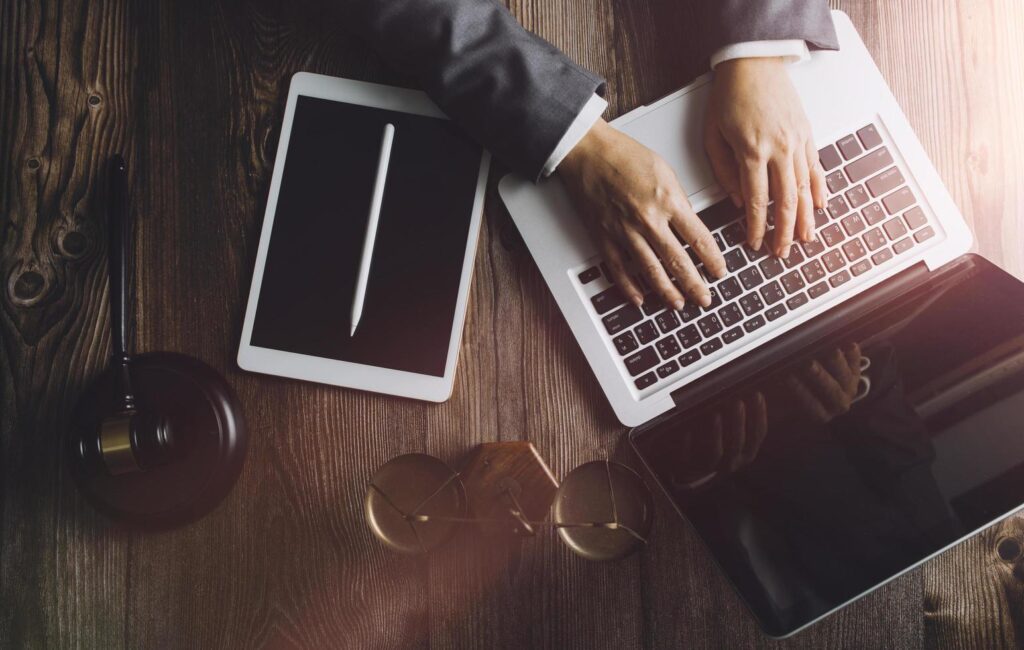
[[108, 154, 135, 413]]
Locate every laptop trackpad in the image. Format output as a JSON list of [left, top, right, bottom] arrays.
[[632, 256, 1024, 636]]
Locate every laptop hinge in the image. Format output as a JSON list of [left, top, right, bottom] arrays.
[[666, 257, 971, 414]]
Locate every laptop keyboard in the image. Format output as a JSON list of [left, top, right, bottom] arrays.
[[577, 122, 940, 393]]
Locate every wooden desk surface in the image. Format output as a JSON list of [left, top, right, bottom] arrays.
[[2, 0, 1023, 647]]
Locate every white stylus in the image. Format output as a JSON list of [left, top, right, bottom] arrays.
[[350, 122, 395, 337]]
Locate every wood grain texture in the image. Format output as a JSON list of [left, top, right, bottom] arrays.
[[1, 0, 1023, 648]]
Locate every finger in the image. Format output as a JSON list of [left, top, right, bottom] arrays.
[[724, 399, 747, 472], [794, 153, 815, 242], [807, 140, 828, 209], [769, 155, 798, 258], [623, 224, 686, 309], [740, 157, 770, 251], [740, 391, 769, 464], [599, 236, 643, 307], [822, 348, 857, 396], [705, 126, 743, 208], [669, 195, 728, 283], [656, 221, 712, 307], [800, 359, 850, 416], [786, 375, 832, 424], [843, 341, 862, 371]]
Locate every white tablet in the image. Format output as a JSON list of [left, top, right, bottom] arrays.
[[237, 72, 490, 401]]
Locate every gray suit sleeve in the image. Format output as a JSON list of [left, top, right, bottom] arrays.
[[344, 0, 605, 181], [706, 0, 839, 54]]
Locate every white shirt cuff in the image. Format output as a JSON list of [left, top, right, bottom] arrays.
[[710, 39, 810, 69], [542, 93, 608, 177]]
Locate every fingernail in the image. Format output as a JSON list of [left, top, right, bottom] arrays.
[[751, 238, 763, 251], [632, 294, 644, 307], [699, 293, 712, 308], [782, 244, 792, 258], [672, 299, 685, 311], [730, 193, 742, 208]]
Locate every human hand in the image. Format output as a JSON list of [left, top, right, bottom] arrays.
[[786, 343, 863, 424], [559, 119, 726, 309], [705, 57, 827, 258], [670, 391, 768, 489]]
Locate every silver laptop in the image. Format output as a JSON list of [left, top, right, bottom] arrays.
[[498, 11, 972, 427]]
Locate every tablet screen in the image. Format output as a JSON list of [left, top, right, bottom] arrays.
[[250, 95, 484, 377]]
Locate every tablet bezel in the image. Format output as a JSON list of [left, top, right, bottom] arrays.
[[237, 72, 490, 402]]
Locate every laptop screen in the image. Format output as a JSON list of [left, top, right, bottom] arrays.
[[632, 255, 1024, 637]]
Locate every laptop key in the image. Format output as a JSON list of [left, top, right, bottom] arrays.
[[827, 195, 851, 219], [863, 227, 887, 251], [813, 208, 829, 228], [678, 349, 701, 367], [851, 259, 872, 276], [723, 249, 746, 273], [903, 206, 928, 230], [738, 266, 764, 291], [679, 301, 702, 323], [842, 239, 867, 262], [786, 292, 809, 310], [871, 248, 893, 265], [782, 247, 805, 269], [719, 303, 743, 327], [634, 372, 657, 389], [807, 281, 829, 299], [857, 124, 883, 150], [845, 185, 869, 209], [845, 147, 893, 183], [713, 233, 726, 251], [836, 134, 863, 160], [656, 360, 681, 379], [841, 212, 866, 236], [800, 259, 826, 284], [625, 347, 660, 376], [603, 304, 643, 335], [760, 281, 785, 305], [613, 331, 639, 356], [759, 257, 785, 279], [818, 144, 842, 171], [883, 217, 908, 240], [722, 222, 746, 247], [744, 243, 768, 262], [914, 226, 935, 243], [826, 170, 849, 194], [866, 167, 904, 197], [677, 324, 702, 349], [861, 202, 886, 226], [722, 326, 744, 345], [829, 270, 852, 288], [780, 270, 806, 294], [635, 320, 659, 344], [705, 287, 723, 310], [656, 310, 681, 333], [883, 187, 915, 214], [592, 287, 626, 315], [578, 266, 601, 284], [821, 224, 845, 247], [822, 250, 846, 273], [801, 238, 825, 258], [656, 335, 682, 359], [743, 315, 767, 333], [719, 277, 742, 301], [739, 292, 765, 316], [641, 295, 663, 316], [699, 338, 724, 355], [893, 237, 915, 255], [765, 304, 788, 321], [698, 313, 723, 337]]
